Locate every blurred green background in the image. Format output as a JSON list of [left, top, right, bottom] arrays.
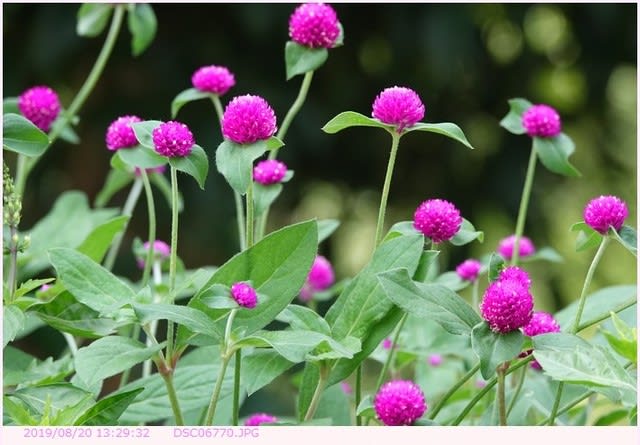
[[3, 3, 636, 376]]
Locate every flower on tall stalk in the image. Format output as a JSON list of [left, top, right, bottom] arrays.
[[521, 311, 561, 370], [253, 159, 288, 185], [372, 86, 425, 133], [480, 272, 534, 334], [497, 234, 535, 261], [231, 282, 258, 309], [456, 259, 482, 281], [244, 413, 277, 426], [413, 199, 462, 243], [374, 380, 427, 426], [289, 3, 340, 48], [106, 115, 142, 151], [521, 104, 561, 138], [152, 121, 195, 157], [299, 255, 334, 301], [498, 265, 532, 289], [136, 240, 171, 269], [191, 65, 235, 96], [221, 95, 277, 145], [18, 85, 61, 132], [583, 195, 628, 235]]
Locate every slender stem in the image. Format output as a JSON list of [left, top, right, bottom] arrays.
[[211, 96, 224, 123], [7, 226, 18, 303], [511, 145, 538, 266], [374, 312, 407, 392], [62, 332, 78, 356], [506, 365, 527, 417], [428, 362, 481, 420], [374, 132, 401, 247], [538, 390, 593, 426], [161, 373, 185, 426], [304, 364, 328, 422], [355, 365, 362, 426], [471, 279, 480, 313], [143, 261, 163, 379], [205, 356, 231, 425], [15, 5, 126, 198], [139, 170, 156, 287], [496, 362, 509, 426], [232, 350, 241, 426], [166, 166, 180, 361], [234, 192, 246, 251], [246, 182, 255, 248], [103, 177, 144, 271]]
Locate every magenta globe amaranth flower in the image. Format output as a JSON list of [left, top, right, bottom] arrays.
[[18, 85, 61, 132], [522, 104, 561, 138], [480, 278, 533, 334], [152, 121, 195, 157], [222, 95, 277, 145], [522, 311, 561, 370], [413, 199, 462, 243], [105, 115, 142, 151], [456, 259, 482, 281], [382, 337, 393, 350], [583, 195, 628, 235], [374, 380, 427, 426], [136, 240, 171, 269], [299, 255, 335, 301], [244, 413, 277, 426], [497, 235, 536, 260], [191, 65, 235, 96], [498, 265, 532, 289], [428, 354, 443, 367], [231, 282, 258, 309], [372, 86, 425, 133], [253, 159, 288, 185], [289, 3, 340, 48]]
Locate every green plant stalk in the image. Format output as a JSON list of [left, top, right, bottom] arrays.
[[374, 312, 407, 392], [506, 365, 527, 417], [161, 372, 185, 426], [139, 169, 156, 287], [205, 310, 237, 426], [143, 260, 163, 379], [232, 350, 241, 426], [15, 5, 126, 198], [103, 177, 144, 270], [548, 236, 610, 425], [246, 182, 255, 248], [62, 332, 78, 356], [234, 192, 246, 251], [355, 366, 362, 426], [496, 362, 508, 425], [428, 362, 481, 420], [211, 96, 224, 122], [166, 166, 180, 361], [471, 279, 480, 313], [304, 363, 328, 421], [374, 132, 401, 247], [511, 145, 538, 266]]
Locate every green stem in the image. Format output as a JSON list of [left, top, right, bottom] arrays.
[[374, 312, 407, 392], [511, 144, 538, 266], [205, 356, 231, 425], [15, 5, 126, 198], [62, 332, 78, 356], [161, 372, 185, 426], [506, 365, 527, 417], [140, 170, 156, 287], [428, 362, 481, 420], [304, 364, 328, 422], [471, 279, 480, 313], [211, 96, 224, 123], [355, 365, 362, 426], [143, 261, 163, 379], [496, 362, 509, 426], [166, 166, 180, 361], [246, 182, 255, 248], [103, 177, 144, 271], [232, 350, 241, 426], [374, 132, 401, 247], [234, 192, 246, 251]]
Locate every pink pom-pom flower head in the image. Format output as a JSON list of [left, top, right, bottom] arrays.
[[413, 199, 462, 244], [497, 235, 536, 261], [136, 240, 171, 269], [152, 121, 195, 157], [521, 311, 561, 370], [456, 259, 482, 282], [191, 65, 235, 96], [106, 115, 142, 151], [18, 85, 61, 132], [244, 413, 277, 426], [231, 282, 258, 309], [372, 86, 425, 133], [299, 255, 335, 302], [289, 3, 340, 49], [480, 276, 534, 334], [222, 95, 277, 145], [498, 265, 532, 289], [253, 159, 288, 185], [583, 195, 628, 235], [374, 380, 427, 426], [521, 104, 561, 138]]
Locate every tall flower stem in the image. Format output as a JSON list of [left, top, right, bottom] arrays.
[[139, 170, 157, 287], [548, 236, 610, 425], [232, 350, 241, 426], [471, 279, 480, 313], [506, 365, 527, 417], [374, 312, 407, 392], [205, 310, 237, 426], [304, 363, 328, 421], [428, 362, 481, 420], [496, 362, 509, 426], [166, 166, 180, 361], [374, 132, 401, 247], [246, 183, 255, 248], [161, 372, 185, 426], [15, 5, 126, 198], [511, 145, 538, 266]]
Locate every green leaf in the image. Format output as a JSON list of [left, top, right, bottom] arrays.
[[499, 98, 531, 135], [253, 183, 283, 217], [471, 322, 525, 379], [297, 363, 320, 421], [413, 249, 440, 283], [612, 225, 637, 257], [4, 350, 73, 387], [322, 111, 392, 134], [171, 87, 213, 118], [522, 246, 563, 263], [48, 248, 136, 313], [570, 221, 602, 252], [76, 215, 129, 263], [131, 120, 162, 148], [554, 285, 637, 330], [215, 139, 268, 194], [75, 336, 165, 388], [3, 305, 26, 348], [241, 350, 295, 396], [50, 114, 81, 145], [76, 3, 113, 37], [377, 268, 482, 336], [488, 252, 505, 282], [131, 302, 222, 341], [94, 168, 134, 208], [533, 133, 581, 177], [407, 122, 475, 149], [13, 278, 55, 299], [450, 218, 484, 246], [115, 145, 167, 169], [127, 3, 157, 56], [314, 383, 352, 426], [278, 304, 332, 335], [169, 144, 209, 189], [317, 219, 340, 243], [285, 41, 328, 80], [594, 409, 629, 426], [3, 396, 38, 425], [3, 97, 19, 114], [433, 271, 468, 292], [10, 383, 93, 419], [74, 388, 143, 426], [356, 395, 375, 417], [601, 312, 637, 364], [3, 113, 49, 157]]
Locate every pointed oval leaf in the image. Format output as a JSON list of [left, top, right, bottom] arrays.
[[74, 388, 144, 426], [285, 41, 328, 80], [169, 144, 209, 189], [171, 87, 213, 118], [131, 120, 162, 148], [3, 305, 26, 348], [570, 221, 602, 252], [450, 218, 484, 246], [131, 302, 222, 341], [3, 113, 50, 157], [3, 97, 19, 113], [215, 139, 268, 194], [76, 215, 129, 263], [278, 304, 332, 335], [533, 133, 581, 177], [499, 98, 532, 135], [253, 183, 283, 216], [266, 136, 285, 151], [115, 145, 167, 169], [77, 3, 113, 37], [322, 111, 391, 134], [612, 225, 637, 257], [241, 350, 295, 396], [471, 322, 525, 379], [407, 122, 475, 149], [317, 219, 340, 243], [127, 3, 157, 56]]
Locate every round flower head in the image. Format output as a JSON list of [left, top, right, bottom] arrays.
[[372, 86, 425, 133], [428, 354, 443, 367], [244, 413, 277, 426], [340, 381, 353, 395], [136, 240, 171, 269], [253, 159, 288, 185], [152, 121, 195, 157], [413, 199, 462, 243], [456, 259, 482, 282], [497, 235, 536, 260], [583, 195, 628, 235], [289, 3, 340, 48], [191, 65, 235, 96], [299, 255, 335, 301], [222, 95, 277, 145], [231, 282, 258, 309], [521, 104, 561, 138], [498, 265, 532, 289], [105, 115, 142, 151], [374, 380, 427, 426], [480, 279, 533, 334], [382, 337, 393, 350], [522, 311, 561, 370], [18, 85, 61, 132]]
